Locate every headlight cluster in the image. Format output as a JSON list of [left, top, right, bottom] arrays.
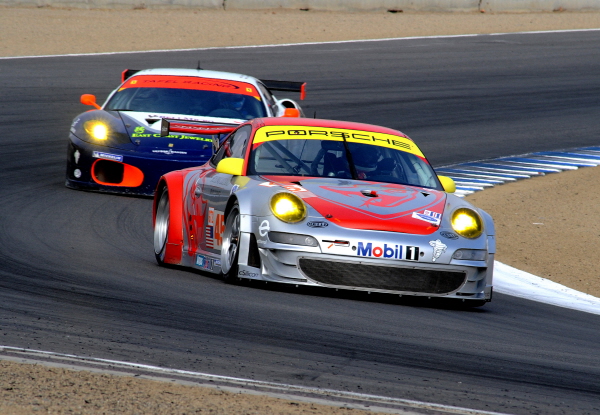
[[451, 208, 483, 239], [72, 112, 130, 145], [84, 121, 108, 141], [270, 192, 306, 223], [452, 249, 487, 261]]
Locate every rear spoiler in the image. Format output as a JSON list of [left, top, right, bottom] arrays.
[[160, 119, 236, 137], [261, 80, 306, 100], [160, 119, 236, 153]]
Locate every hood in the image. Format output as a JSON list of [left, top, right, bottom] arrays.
[[117, 111, 241, 154], [262, 176, 446, 235]]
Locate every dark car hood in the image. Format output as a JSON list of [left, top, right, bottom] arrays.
[[117, 111, 240, 155], [261, 176, 447, 235]]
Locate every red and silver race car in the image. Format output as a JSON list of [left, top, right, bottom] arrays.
[[66, 68, 305, 195], [153, 117, 495, 306]]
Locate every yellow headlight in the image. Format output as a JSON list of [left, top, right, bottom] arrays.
[[451, 208, 483, 239], [270, 193, 306, 223], [84, 121, 108, 140]]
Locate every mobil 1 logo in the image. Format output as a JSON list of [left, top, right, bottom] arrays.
[[356, 242, 420, 261]]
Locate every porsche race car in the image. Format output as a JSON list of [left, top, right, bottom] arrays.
[[153, 118, 495, 306], [66, 68, 306, 195]]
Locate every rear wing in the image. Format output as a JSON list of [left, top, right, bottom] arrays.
[[160, 119, 236, 153], [160, 119, 236, 137], [261, 80, 306, 100]]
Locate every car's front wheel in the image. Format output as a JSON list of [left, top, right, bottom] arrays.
[[221, 203, 241, 283], [154, 187, 170, 265]]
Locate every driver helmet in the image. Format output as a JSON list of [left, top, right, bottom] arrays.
[[223, 94, 246, 111], [354, 145, 381, 173]]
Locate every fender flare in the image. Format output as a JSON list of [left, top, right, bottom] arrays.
[[153, 172, 185, 265]]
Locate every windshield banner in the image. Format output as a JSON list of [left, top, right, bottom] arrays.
[[253, 126, 424, 157]]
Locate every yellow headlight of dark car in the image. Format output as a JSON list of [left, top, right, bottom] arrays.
[[451, 208, 483, 239], [270, 192, 306, 223], [84, 120, 108, 140]]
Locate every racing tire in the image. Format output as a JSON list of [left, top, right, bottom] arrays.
[[154, 187, 170, 266], [221, 203, 241, 283]]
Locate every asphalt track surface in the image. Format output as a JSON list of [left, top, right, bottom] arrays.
[[1, 31, 600, 414]]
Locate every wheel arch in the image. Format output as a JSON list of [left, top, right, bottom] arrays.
[[154, 172, 185, 265]]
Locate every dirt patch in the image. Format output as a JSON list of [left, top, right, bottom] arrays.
[[0, 359, 375, 415], [1, 6, 599, 414], [1, 7, 600, 57]]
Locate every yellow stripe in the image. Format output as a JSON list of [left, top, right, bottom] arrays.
[[254, 126, 423, 157]]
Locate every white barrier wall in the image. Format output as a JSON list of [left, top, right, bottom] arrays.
[[1, 0, 599, 12]]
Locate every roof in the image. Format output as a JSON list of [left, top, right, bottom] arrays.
[[128, 68, 260, 86]]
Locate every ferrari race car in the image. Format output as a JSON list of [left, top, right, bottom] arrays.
[[66, 68, 306, 195], [153, 118, 495, 305]]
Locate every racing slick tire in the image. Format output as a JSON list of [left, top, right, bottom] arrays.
[[221, 203, 241, 284], [154, 186, 170, 266]]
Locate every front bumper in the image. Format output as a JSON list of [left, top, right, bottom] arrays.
[[229, 215, 494, 302], [66, 135, 211, 196]]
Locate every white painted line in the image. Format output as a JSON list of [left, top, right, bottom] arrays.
[[2, 28, 600, 60], [0, 345, 512, 415], [494, 261, 600, 315]]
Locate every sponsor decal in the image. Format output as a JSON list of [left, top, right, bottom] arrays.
[[213, 259, 221, 268], [440, 231, 459, 240], [239, 269, 259, 278], [259, 182, 306, 192], [323, 240, 350, 249], [195, 254, 213, 270], [120, 76, 261, 99], [254, 126, 423, 156], [205, 208, 225, 249], [70, 118, 80, 134], [131, 132, 211, 142], [307, 221, 328, 228], [356, 242, 419, 261], [259, 220, 270, 237], [152, 149, 188, 155], [230, 184, 239, 195], [92, 151, 123, 162], [412, 210, 441, 226], [134, 126, 145, 134], [429, 239, 447, 262]]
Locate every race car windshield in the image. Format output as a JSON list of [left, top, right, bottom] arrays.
[[248, 138, 441, 189], [105, 88, 267, 120]]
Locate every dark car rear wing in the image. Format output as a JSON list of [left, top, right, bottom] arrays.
[[261, 80, 306, 100], [160, 119, 236, 137], [161, 119, 236, 153]]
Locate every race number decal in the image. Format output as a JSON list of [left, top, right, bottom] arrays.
[[405, 246, 420, 261], [206, 208, 225, 249]]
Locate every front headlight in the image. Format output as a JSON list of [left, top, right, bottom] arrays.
[[270, 192, 306, 223], [452, 249, 487, 261], [451, 208, 483, 239], [84, 120, 108, 141]]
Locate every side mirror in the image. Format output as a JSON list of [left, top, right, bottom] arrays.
[[216, 158, 244, 176], [80, 94, 101, 110], [438, 175, 456, 193], [282, 108, 300, 117]]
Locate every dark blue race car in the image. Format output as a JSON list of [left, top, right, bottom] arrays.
[[66, 68, 306, 196]]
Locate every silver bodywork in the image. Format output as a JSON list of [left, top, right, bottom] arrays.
[[175, 171, 494, 303]]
